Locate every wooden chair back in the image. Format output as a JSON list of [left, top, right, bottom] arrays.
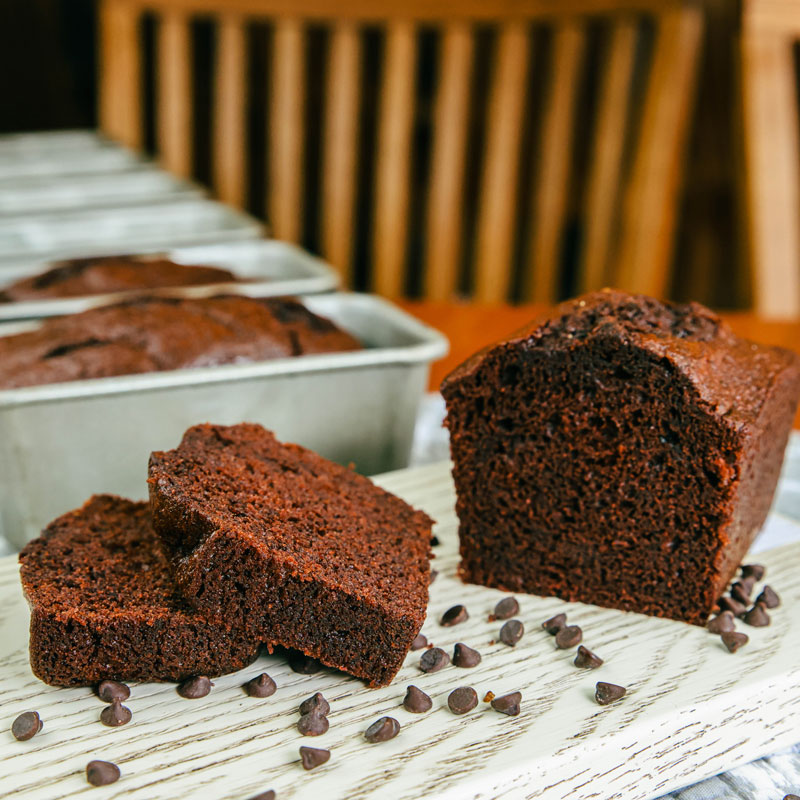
[[99, 0, 704, 302], [740, 0, 800, 317]]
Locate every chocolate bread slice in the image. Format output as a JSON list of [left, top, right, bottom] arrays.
[[148, 423, 433, 686], [19, 495, 260, 685], [441, 289, 800, 625]]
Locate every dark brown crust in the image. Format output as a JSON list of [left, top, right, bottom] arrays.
[[0, 254, 238, 302], [18, 495, 260, 686], [148, 423, 433, 687], [441, 289, 800, 626], [0, 295, 361, 389]]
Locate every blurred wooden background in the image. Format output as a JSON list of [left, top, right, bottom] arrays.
[[2, 0, 798, 315]]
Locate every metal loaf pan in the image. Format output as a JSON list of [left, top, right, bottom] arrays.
[[0, 239, 340, 321], [0, 293, 448, 548], [0, 166, 204, 216], [0, 199, 263, 266]]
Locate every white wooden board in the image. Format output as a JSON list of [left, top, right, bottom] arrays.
[[1, 461, 799, 800]]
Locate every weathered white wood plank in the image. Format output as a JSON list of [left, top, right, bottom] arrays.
[[1, 461, 799, 800]]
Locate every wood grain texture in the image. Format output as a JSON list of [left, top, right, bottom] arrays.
[[2, 461, 799, 800]]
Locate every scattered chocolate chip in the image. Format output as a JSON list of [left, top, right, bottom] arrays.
[[782, 795, 800, 800], [299, 746, 330, 770], [756, 585, 781, 609], [288, 652, 322, 674], [96, 680, 130, 704], [441, 604, 468, 626], [297, 711, 329, 737], [730, 581, 752, 605], [11, 711, 42, 741], [707, 611, 736, 634], [721, 631, 749, 653], [492, 597, 519, 621], [419, 647, 450, 673], [411, 633, 428, 651], [718, 596, 747, 617], [177, 675, 212, 699], [741, 564, 765, 581], [244, 673, 276, 698], [299, 692, 330, 717], [100, 699, 132, 727], [595, 682, 626, 705], [364, 716, 401, 743], [453, 643, 482, 668], [483, 691, 495, 703], [248, 792, 276, 800], [447, 686, 478, 715], [490, 691, 522, 716], [744, 602, 771, 627], [499, 619, 524, 646], [86, 760, 120, 786], [574, 645, 604, 669], [740, 575, 756, 593], [555, 625, 583, 649], [430, 535, 441, 547], [429, 570, 438, 585], [403, 685, 432, 713], [542, 613, 567, 635]]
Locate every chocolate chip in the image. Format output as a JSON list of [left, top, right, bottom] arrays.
[[403, 685, 432, 713], [492, 597, 519, 621], [718, 596, 747, 617], [364, 716, 401, 743], [447, 686, 478, 715], [441, 604, 468, 626], [741, 563, 765, 581], [248, 792, 276, 800], [756, 585, 781, 609], [555, 625, 583, 649], [297, 711, 329, 736], [574, 645, 604, 669], [299, 692, 330, 717], [783, 795, 800, 800], [96, 680, 130, 704], [542, 613, 567, 635], [177, 675, 212, 699], [86, 760, 120, 786], [419, 647, 450, 673], [429, 570, 438, 585], [721, 631, 749, 652], [431, 535, 440, 547], [100, 699, 131, 727], [410, 633, 428, 651], [740, 575, 757, 593], [11, 711, 42, 741], [453, 643, 482, 668], [288, 652, 322, 674], [299, 746, 330, 770], [595, 682, 626, 705], [744, 602, 770, 627], [244, 673, 276, 698], [730, 581, 752, 605], [499, 619, 524, 646], [490, 691, 522, 716], [707, 611, 736, 634]]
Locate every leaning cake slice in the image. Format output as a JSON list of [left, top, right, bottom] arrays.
[[441, 289, 800, 625], [148, 423, 433, 687], [19, 495, 260, 686]]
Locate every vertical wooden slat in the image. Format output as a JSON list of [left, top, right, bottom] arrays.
[[424, 23, 474, 301], [269, 19, 306, 243], [373, 22, 417, 297], [99, 0, 142, 150], [525, 21, 586, 303], [322, 23, 361, 284], [474, 23, 531, 303], [613, 7, 703, 298], [578, 18, 637, 293], [741, 30, 800, 318], [213, 14, 247, 208], [157, 9, 192, 178]]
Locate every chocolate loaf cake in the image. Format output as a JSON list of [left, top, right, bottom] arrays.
[[19, 495, 260, 685], [441, 289, 800, 625], [0, 254, 238, 302], [148, 423, 433, 687], [0, 295, 361, 389]]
